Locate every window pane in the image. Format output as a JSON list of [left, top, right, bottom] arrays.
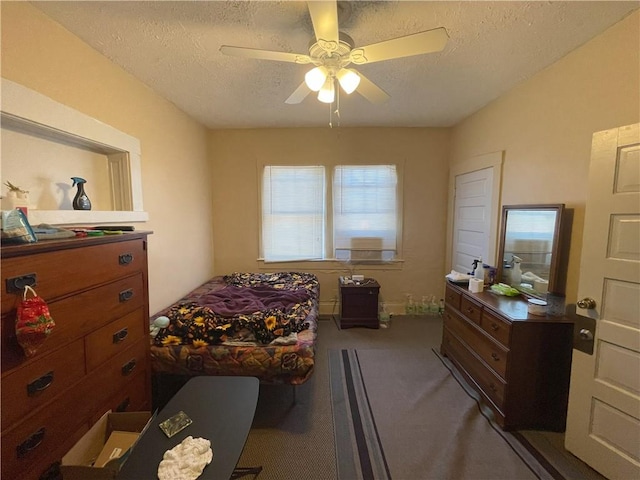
[[333, 165, 398, 257], [262, 166, 325, 261]]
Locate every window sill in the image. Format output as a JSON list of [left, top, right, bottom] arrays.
[[257, 258, 404, 271]]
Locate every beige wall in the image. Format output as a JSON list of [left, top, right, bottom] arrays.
[[450, 11, 640, 303], [209, 128, 451, 313], [1, 2, 215, 314], [3, 3, 637, 316]]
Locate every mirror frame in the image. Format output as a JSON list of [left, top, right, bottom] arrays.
[[496, 203, 566, 297]]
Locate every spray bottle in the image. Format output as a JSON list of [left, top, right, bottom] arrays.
[[474, 256, 484, 281], [71, 177, 92, 210], [511, 255, 522, 285]]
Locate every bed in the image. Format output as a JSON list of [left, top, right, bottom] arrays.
[[149, 272, 319, 393]]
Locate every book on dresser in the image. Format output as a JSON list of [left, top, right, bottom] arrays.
[[440, 281, 574, 431], [1, 232, 152, 480]]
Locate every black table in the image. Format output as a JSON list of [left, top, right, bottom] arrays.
[[117, 376, 260, 480]]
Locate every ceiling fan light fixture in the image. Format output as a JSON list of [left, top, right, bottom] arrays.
[[305, 66, 328, 92], [317, 77, 335, 103], [337, 68, 360, 94]]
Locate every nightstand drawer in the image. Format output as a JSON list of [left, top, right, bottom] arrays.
[[339, 279, 380, 329]]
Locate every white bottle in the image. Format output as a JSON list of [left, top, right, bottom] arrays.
[[511, 255, 522, 285], [474, 257, 484, 280]]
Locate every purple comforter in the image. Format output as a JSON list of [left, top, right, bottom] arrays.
[[199, 285, 311, 317]]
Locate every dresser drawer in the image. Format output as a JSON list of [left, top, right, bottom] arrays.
[[460, 295, 483, 324], [443, 328, 506, 409], [1, 238, 145, 315], [443, 309, 508, 379], [444, 283, 462, 310], [1, 339, 85, 430], [2, 273, 144, 372], [480, 308, 512, 347], [1, 380, 94, 480], [98, 338, 149, 397], [85, 308, 146, 371], [92, 369, 150, 424]]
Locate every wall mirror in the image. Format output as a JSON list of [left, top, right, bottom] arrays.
[[497, 204, 569, 298]]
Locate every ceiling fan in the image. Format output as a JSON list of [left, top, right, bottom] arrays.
[[219, 1, 448, 105]]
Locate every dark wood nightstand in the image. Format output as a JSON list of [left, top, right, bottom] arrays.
[[339, 278, 380, 329]]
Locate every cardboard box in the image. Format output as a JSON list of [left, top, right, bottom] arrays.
[[61, 411, 152, 480]]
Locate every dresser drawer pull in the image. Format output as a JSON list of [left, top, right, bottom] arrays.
[[490, 323, 500, 331], [491, 352, 500, 361], [489, 383, 497, 392], [27, 371, 54, 396], [5, 273, 37, 294], [119, 253, 134, 265], [119, 289, 134, 302], [113, 328, 129, 344], [17, 427, 45, 458], [465, 307, 475, 315], [122, 359, 137, 376], [116, 397, 131, 412]]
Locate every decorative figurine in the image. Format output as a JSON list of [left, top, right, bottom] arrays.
[[71, 177, 92, 210], [150, 316, 170, 338]]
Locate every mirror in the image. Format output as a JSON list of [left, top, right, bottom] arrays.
[[497, 204, 568, 298]]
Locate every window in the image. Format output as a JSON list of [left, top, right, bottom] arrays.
[[262, 166, 325, 261], [261, 164, 400, 262], [333, 165, 398, 261]]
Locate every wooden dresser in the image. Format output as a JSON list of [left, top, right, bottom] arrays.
[[441, 281, 573, 431], [1, 232, 152, 480]]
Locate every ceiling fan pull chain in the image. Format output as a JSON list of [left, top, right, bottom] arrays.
[[335, 86, 341, 127]]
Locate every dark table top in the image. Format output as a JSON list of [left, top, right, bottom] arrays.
[[117, 376, 259, 480]]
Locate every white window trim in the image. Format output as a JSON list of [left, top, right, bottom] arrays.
[[257, 159, 404, 266], [445, 151, 503, 271], [1, 79, 147, 225]]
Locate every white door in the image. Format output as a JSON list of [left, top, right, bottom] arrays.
[[565, 123, 640, 479], [452, 167, 494, 274]]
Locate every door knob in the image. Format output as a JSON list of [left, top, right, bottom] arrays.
[[577, 297, 597, 309], [579, 328, 594, 341]]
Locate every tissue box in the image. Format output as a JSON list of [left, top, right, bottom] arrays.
[[468, 278, 484, 293]]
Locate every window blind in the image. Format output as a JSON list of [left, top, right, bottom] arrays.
[[262, 166, 325, 261], [333, 165, 398, 256]]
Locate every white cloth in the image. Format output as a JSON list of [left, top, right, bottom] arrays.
[[445, 270, 472, 282], [157, 436, 213, 480], [270, 332, 298, 345]]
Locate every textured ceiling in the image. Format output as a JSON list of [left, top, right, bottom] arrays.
[[32, 1, 639, 129]]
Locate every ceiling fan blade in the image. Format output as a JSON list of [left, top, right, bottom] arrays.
[[355, 73, 390, 104], [220, 45, 311, 64], [285, 82, 311, 104], [350, 27, 449, 65], [307, 1, 339, 46]]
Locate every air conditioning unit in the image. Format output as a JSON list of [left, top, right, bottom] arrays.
[[350, 237, 383, 262]]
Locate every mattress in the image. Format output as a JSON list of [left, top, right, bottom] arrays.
[[149, 272, 319, 385]]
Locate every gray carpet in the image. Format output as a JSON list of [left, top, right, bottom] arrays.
[[330, 348, 543, 480], [236, 316, 604, 480]]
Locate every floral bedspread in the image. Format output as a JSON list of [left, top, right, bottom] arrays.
[[149, 272, 319, 384]]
